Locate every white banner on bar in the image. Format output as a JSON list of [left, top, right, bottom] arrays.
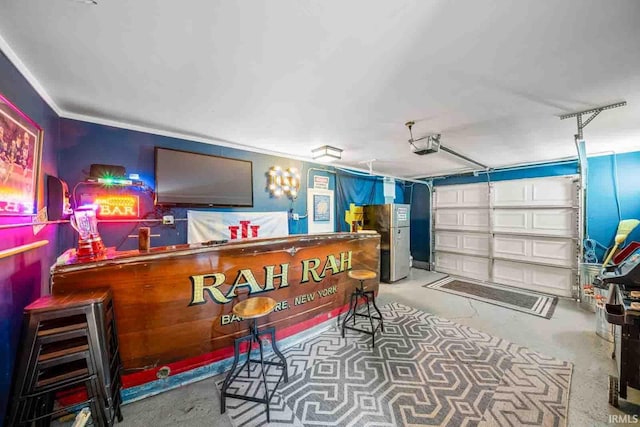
[[187, 211, 289, 243]]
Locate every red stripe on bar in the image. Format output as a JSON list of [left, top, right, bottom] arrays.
[[121, 301, 352, 388]]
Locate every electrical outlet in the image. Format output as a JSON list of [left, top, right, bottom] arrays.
[[292, 213, 299, 220], [162, 215, 175, 225]]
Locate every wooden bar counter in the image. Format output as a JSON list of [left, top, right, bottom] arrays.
[[50, 232, 380, 392]]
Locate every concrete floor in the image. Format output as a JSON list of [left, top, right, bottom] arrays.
[[113, 268, 639, 426]]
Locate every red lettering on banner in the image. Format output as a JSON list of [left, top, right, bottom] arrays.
[[228, 225, 239, 240], [240, 220, 250, 238], [228, 221, 261, 240]]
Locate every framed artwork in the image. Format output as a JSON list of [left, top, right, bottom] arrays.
[[313, 194, 331, 222], [0, 92, 43, 215], [307, 188, 334, 233]]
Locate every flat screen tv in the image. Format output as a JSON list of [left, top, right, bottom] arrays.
[[154, 147, 253, 207]]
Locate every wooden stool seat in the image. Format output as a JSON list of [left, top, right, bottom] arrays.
[[232, 297, 277, 319], [24, 288, 111, 313], [348, 270, 377, 281]]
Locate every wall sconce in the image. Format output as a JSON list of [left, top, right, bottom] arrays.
[[311, 145, 342, 162], [268, 166, 300, 199]]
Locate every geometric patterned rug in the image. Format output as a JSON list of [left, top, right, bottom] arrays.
[[424, 276, 559, 320], [216, 303, 572, 426]]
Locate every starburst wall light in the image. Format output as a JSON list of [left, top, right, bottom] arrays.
[[268, 166, 300, 199]]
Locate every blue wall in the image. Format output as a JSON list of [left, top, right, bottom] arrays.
[[58, 119, 405, 252], [0, 51, 61, 423], [432, 161, 579, 186], [587, 152, 640, 261], [405, 182, 431, 263], [58, 119, 316, 251]]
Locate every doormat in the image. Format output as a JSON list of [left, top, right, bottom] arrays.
[[424, 276, 559, 319], [422, 271, 449, 286], [217, 303, 572, 426]]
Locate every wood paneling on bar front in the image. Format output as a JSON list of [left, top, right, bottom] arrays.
[[50, 233, 380, 373]]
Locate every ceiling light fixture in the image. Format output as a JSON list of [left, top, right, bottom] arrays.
[[311, 145, 342, 162]]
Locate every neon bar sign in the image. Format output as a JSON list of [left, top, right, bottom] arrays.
[[92, 195, 140, 218]]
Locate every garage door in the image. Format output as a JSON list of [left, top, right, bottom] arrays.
[[433, 176, 579, 297]]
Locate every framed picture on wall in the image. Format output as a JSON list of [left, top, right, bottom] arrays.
[[0, 92, 43, 215], [313, 194, 331, 222]]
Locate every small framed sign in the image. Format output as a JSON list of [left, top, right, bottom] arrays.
[[313, 194, 331, 222]]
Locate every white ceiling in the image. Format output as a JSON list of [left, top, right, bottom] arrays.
[[1, 0, 639, 178]]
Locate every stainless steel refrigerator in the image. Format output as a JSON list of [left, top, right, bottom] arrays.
[[363, 204, 411, 283]]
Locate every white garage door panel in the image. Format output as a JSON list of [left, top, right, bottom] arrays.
[[493, 260, 573, 297], [435, 184, 489, 208], [531, 179, 576, 206], [492, 209, 576, 237], [491, 177, 576, 207], [493, 236, 575, 267], [435, 231, 490, 256], [435, 252, 490, 281], [433, 176, 579, 296], [435, 209, 490, 231]]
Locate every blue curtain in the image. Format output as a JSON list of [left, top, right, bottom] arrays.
[[336, 173, 378, 231], [335, 172, 405, 231]]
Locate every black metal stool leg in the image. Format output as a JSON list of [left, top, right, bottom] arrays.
[[355, 280, 367, 325], [370, 292, 384, 332], [364, 290, 385, 333], [221, 336, 243, 413], [353, 292, 358, 326], [88, 375, 108, 427], [342, 292, 357, 337], [267, 327, 288, 382], [364, 294, 376, 347], [256, 329, 270, 423], [246, 334, 254, 378], [116, 401, 124, 422], [34, 394, 52, 427], [357, 280, 367, 323]]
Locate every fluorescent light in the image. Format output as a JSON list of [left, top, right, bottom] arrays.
[[312, 145, 342, 162]]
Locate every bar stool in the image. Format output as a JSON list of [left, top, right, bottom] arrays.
[[220, 297, 288, 422], [342, 269, 384, 347], [6, 288, 123, 426]]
